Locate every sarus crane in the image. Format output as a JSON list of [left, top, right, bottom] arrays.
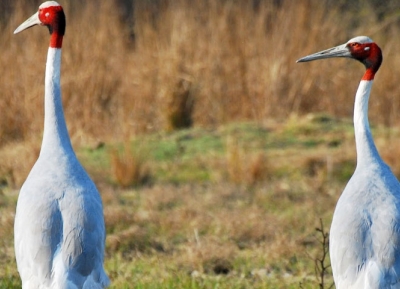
[[13, 1, 110, 288], [297, 36, 400, 288]]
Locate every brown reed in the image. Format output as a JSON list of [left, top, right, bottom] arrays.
[[0, 0, 399, 149]]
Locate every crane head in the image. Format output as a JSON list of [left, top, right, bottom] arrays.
[[14, 1, 65, 36], [296, 36, 382, 80]]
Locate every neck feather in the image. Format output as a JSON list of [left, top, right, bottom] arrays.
[[354, 80, 382, 167], [361, 68, 376, 81], [50, 32, 63, 48], [40, 47, 73, 156]]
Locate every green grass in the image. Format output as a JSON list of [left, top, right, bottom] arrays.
[[5, 115, 395, 288], [0, 278, 21, 289], [105, 253, 318, 289], [78, 114, 357, 185]]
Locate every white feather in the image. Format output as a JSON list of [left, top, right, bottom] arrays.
[[14, 5, 109, 289], [330, 81, 400, 288]]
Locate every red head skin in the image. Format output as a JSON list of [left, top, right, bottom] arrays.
[[346, 42, 382, 81], [39, 5, 65, 48]]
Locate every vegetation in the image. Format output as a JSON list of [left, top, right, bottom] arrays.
[[1, 0, 400, 146], [3, 116, 400, 288], [1, 0, 400, 288]]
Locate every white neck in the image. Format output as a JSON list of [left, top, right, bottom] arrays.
[[354, 80, 382, 167], [40, 47, 73, 156]]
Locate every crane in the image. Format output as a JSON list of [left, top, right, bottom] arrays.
[[13, 2, 110, 288], [297, 36, 400, 288]]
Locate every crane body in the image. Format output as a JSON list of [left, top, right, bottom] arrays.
[[298, 36, 400, 288], [14, 2, 109, 288]]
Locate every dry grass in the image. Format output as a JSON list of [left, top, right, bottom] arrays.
[[110, 142, 151, 188], [226, 136, 270, 185], [1, 0, 400, 148], [0, 140, 40, 188]]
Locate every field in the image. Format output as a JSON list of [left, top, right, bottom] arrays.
[[1, 0, 400, 288], [5, 116, 400, 288]]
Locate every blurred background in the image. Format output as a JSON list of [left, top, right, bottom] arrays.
[[1, 0, 400, 146]]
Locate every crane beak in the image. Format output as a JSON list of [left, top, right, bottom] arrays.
[[296, 43, 351, 63], [14, 11, 41, 34]]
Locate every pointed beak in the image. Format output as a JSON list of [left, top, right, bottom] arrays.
[[14, 11, 41, 34], [296, 43, 351, 63]]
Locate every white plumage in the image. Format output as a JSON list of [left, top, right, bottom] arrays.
[[298, 36, 400, 288], [14, 2, 110, 288]]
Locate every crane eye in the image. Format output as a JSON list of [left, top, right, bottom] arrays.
[[350, 43, 359, 47]]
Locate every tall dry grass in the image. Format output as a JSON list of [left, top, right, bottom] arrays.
[[0, 0, 400, 148], [109, 141, 150, 187]]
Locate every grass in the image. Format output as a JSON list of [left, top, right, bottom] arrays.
[[4, 114, 397, 288], [3, 115, 400, 288], [1, 0, 400, 146]]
